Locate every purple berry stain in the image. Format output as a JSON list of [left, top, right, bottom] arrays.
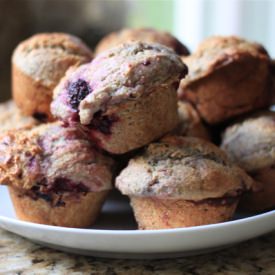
[[68, 79, 92, 109], [89, 111, 118, 135], [49, 177, 89, 193]]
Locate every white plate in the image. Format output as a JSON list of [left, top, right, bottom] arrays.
[[0, 186, 275, 259]]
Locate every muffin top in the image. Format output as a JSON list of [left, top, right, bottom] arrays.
[[180, 36, 269, 88], [12, 33, 93, 88], [175, 101, 210, 140], [95, 28, 189, 56], [0, 122, 114, 192], [221, 111, 275, 172], [0, 100, 39, 132], [116, 136, 253, 201], [52, 42, 187, 125]]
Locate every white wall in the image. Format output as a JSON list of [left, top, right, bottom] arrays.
[[174, 0, 275, 57]]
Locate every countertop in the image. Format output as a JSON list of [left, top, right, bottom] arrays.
[[0, 229, 274, 274]]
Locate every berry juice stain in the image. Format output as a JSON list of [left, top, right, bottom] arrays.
[[89, 111, 118, 135]]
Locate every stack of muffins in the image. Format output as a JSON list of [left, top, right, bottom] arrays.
[[0, 28, 274, 229]]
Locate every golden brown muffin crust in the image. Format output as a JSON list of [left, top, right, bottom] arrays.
[[0, 128, 42, 189], [13, 32, 93, 89], [15, 33, 92, 56], [95, 28, 189, 56], [0, 122, 114, 191], [116, 136, 253, 201], [181, 36, 269, 86]]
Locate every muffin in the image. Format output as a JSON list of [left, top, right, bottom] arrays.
[[116, 136, 253, 229], [0, 100, 39, 132], [0, 123, 114, 227], [95, 28, 189, 56], [221, 111, 275, 211], [12, 33, 93, 121], [51, 42, 187, 154], [174, 101, 211, 140], [178, 36, 273, 124]]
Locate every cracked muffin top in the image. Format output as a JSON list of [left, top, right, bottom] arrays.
[[221, 111, 275, 172], [0, 100, 39, 132], [116, 136, 253, 201], [51, 42, 187, 125], [0, 122, 114, 192], [13, 33, 93, 88], [175, 101, 210, 140], [95, 28, 189, 56], [180, 36, 269, 87]]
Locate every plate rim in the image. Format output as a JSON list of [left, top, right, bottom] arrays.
[[1, 209, 274, 236]]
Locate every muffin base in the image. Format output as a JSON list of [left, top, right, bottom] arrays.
[[130, 196, 239, 229], [12, 64, 54, 121], [239, 167, 275, 212], [9, 186, 109, 228], [88, 85, 179, 154]]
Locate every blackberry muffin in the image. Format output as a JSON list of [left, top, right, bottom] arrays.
[[51, 42, 187, 154], [95, 28, 189, 56], [174, 101, 211, 140], [12, 33, 93, 121], [178, 36, 272, 124], [116, 136, 253, 229], [0, 123, 114, 227], [0, 100, 39, 132], [221, 111, 275, 211]]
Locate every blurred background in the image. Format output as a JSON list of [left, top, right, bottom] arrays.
[[0, 0, 274, 101]]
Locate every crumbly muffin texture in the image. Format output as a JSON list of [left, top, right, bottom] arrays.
[[52, 42, 187, 126], [0, 100, 39, 131], [116, 136, 253, 201], [13, 33, 92, 89], [0, 123, 113, 192], [221, 111, 275, 172], [95, 28, 189, 56]]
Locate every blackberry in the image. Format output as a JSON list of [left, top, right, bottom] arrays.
[[68, 79, 92, 109], [49, 177, 89, 193]]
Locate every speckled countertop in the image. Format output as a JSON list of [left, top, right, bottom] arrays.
[[0, 229, 274, 274]]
